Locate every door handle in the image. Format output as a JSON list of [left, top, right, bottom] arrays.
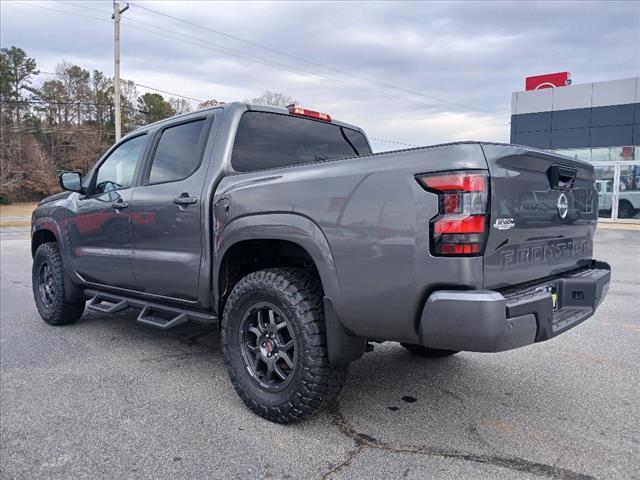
[[173, 195, 197, 206], [112, 201, 129, 210], [548, 164, 576, 190]]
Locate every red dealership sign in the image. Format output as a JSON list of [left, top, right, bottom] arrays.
[[525, 72, 571, 91]]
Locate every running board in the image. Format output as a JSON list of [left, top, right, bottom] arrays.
[[84, 289, 217, 330], [86, 294, 128, 314], [137, 306, 188, 330]]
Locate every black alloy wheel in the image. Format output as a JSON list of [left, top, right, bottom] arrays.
[[32, 242, 85, 326], [221, 268, 349, 423], [37, 261, 57, 307], [240, 303, 297, 391]]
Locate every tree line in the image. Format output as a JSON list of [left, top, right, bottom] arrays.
[[0, 46, 295, 203]]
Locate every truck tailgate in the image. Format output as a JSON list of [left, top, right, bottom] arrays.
[[481, 144, 597, 289]]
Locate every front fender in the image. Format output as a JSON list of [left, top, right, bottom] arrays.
[[31, 191, 76, 257], [31, 195, 84, 302], [31, 216, 65, 254]]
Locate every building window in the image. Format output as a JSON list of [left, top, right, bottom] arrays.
[[610, 146, 637, 162], [554, 146, 639, 164], [590, 148, 611, 162], [554, 148, 591, 162]]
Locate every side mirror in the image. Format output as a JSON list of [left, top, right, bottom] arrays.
[[58, 171, 84, 193]]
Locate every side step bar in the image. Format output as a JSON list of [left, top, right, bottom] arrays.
[[84, 289, 217, 330]]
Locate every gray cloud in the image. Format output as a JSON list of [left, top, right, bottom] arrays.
[[2, 0, 639, 150]]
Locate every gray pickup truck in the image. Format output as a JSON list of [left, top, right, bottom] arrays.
[[31, 102, 611, 423]]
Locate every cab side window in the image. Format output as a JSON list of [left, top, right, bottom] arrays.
[[147, 119, 208, 185], [94, 134, 147, 195]]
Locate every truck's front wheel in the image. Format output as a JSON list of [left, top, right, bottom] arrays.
[[221, 268, 348, 423], [32, 243, 85, 326]]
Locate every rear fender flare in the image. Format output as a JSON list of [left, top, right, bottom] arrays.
[[214, 213, 340, 304], [214, 213, 365, 365]]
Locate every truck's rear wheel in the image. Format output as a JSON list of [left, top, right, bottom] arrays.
[[32, 243, 85, 326], [221, 268, 348, 423], [618, 200, 634, 219], [401, 343, 459, 358]]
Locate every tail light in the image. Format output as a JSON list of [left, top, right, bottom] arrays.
[[288, 106, 331, 122], [416, 171, 489, 256]]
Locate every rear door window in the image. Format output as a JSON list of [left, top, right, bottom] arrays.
[[147, 119, 208, 184], [231, 111, 371, 172]]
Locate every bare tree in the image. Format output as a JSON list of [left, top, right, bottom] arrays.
[[169, 97, 192, 115], [197, 98, 224, 109], [250, 91, 297, 107], [1, 131, 57, 201], [117, 79, 140, 133]]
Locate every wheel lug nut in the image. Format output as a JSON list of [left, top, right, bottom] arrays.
[[267, 353, 272, 357], [262, 342, 266, 347]]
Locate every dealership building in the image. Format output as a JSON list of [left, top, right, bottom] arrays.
[[510, 74, 640, 222]]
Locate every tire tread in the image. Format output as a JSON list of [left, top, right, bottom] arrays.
[[221, 268, 348, 423], [32, 243, 84, 326]]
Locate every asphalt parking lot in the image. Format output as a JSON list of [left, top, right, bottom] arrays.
[[1, 227, 639, 480]]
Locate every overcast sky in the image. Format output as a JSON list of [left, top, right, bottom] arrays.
[[2, 0, 639, 150]]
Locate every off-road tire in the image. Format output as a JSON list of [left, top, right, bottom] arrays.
[[618, 200, 634, 219], [221, 268, 348, 423], [32, 243, 84, 326], [400, 343, 459, 358]]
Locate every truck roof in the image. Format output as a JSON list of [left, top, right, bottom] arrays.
[[130, 101, 366, 136], [128, 104, 589, 168]]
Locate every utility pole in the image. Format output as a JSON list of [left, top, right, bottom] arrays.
[[112, 1, 129, 141]]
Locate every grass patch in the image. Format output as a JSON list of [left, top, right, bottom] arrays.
[[0, 202, 37, 217], [0, 220, 31, 228], [0, 202, 37, 228]]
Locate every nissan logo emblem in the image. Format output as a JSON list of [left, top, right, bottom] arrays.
[[557, 193, 569, 219]]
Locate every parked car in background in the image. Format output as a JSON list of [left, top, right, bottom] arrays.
[[595, 179, 640, 218]]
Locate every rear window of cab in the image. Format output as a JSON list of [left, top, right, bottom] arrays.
[[231, 111, 371, 173]]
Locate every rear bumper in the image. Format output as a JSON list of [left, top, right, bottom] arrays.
[[418, 261, 611, 352]]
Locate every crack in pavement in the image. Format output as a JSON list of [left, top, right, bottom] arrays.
[[320, 402, 596, 480], [320, 445, 364, 480]]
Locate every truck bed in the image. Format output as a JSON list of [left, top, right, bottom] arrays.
[[215, 141, 598, 344]]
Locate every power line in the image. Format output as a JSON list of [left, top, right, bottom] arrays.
[[115, 13, 505, 121], [21, 0, 498, 117], [59, 1, 111, 16], [33, 1, 410, 106], [12, 1, 423, 146], [52, 0, 453, 110], [134, 84, 204, 103], [38, 70, 200, 105], [4, 99, 107, 107], [23, 82, 417, 147], [118, 20, 411, 105], [128, 1, 498, 115], [58, 1, 429, 106], [13, 1, 107, 23], [369, 137, 419, 148], [1, 99, 147, 114]]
